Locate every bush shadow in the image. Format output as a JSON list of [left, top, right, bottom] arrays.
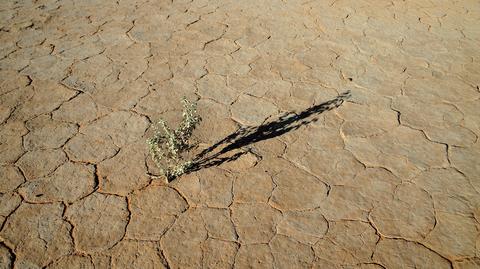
[[186, 90, 351, 174]]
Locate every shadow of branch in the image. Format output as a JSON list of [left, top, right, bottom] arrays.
[[187, 90, 351, 173]]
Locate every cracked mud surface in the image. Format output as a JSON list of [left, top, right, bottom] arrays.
[[1, 0, 480, 268]]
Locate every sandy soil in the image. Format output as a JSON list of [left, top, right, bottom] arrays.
[[1, 0, 479, 268]]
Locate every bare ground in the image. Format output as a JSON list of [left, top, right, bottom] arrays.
[[1, 0, 480, 268]]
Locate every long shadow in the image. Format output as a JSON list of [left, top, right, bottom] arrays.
[[187, 90, 351, 173]]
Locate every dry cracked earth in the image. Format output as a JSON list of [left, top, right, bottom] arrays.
[[1, 0, 480, 268]]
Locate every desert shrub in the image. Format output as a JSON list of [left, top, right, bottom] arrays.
[[147, 97, 201, 181]]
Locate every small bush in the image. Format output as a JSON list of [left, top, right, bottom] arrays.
[[147, 97, 201, 181]]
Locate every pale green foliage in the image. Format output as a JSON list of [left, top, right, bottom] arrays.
[[147, 97, 201, 181]]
